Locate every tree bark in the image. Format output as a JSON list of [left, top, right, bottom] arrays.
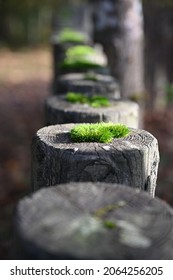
[[31, 124, 159, 196], [45, 96, 139, 128], [15, 182, 173, 259], [92, 0, 144, 99]]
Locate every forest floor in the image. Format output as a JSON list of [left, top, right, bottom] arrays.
[[0, 47, 173, 259]]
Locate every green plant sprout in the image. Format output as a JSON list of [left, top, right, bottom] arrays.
[[70, 123, 130, 143], [58, 28, 87, 44], [66, 92, 110, 108], [60, 45, 103, 71]]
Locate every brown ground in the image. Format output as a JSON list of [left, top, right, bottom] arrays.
[[0, 48, 173, 259]]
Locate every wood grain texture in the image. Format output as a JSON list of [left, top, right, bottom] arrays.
[[31, 124, 159, 196], [45, 96, 139, 128], [15, 182, 173, 259], [55, 73, 120, 99]]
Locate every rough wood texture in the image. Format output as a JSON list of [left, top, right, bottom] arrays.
[[31, 124, 159, 196], [15, 182, 173, 259], [55, 73, 120, 99], [45, 96, 139, 127]]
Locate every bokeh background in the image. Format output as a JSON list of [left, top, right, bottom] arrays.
[[1, 0, 173, 259]]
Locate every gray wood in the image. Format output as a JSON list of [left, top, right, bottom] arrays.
[[45, 96, 139, 128], [55, 73, 120, 99], [15, 182, 173, 259], [31, 124, 159, 196]]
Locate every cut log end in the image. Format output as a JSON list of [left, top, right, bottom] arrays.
[[31, 124, 159, 196], [15, 182, 173, 259]]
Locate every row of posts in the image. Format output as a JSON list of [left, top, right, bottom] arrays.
[[13, 27, 173, 260]]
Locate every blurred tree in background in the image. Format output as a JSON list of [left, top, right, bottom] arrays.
[[0, 0, 53, 47], [143, 0, 173, 109], [91, 0, 144, 99], [0, 0, 89, 48], [1, 0, 173, 108]]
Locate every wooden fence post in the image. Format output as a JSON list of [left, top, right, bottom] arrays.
[[55, 73, 120, 98], [31, 123, 159, 196], [45, 96, 139, 128], [15, 182, 173, 259]]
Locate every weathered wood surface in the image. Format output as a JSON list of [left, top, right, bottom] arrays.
[[55, 73, 120, 99], [31, 124, 159, 196], [45, 96, 139, 128], [15, 182, 173, 259]]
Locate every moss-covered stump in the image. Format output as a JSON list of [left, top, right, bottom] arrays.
[[15, 182, 173, 259], [45, 96, 139, 128], [31, 123, 159, 196], [55, 73, 120, 98], [51, 29, 90, 80], [51, 40, 109, 92]]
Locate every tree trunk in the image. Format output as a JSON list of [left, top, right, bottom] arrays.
[[31, 124, 159, 196], [92, 0, 144, 99], [15, 182, 173, 259]]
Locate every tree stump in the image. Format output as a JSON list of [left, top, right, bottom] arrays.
[[15, 182, 173, 259], [31, 123, 159, 196], [55, 73, 120, 99], [45, 96, 139, 127]]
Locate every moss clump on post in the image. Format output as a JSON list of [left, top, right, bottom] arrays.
[[60, 45, 103, 71], [66, 45, 95, 57], [58, 28, 87, 44], [66, 92, 110, 108], [103, 220, 116, 229], [70, 122, 130, 143]]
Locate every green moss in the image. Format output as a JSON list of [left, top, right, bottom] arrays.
[[60, 45, 103, 71], [58, 28, 87, 44], [70, 123, 130, 143], [90, 96, 110, 108], [66, 45, 96, 58], [103, 220, 116, 229], [66, 92, 110, 108], [60, 60, 102, 71]]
